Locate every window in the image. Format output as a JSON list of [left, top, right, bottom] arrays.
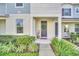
[[75, 8, 79, 13], [64, 24, 69, 32], [16, 19, 23, 33], [75, 24, 79, 33], [62, 8, 71, 16], [15, 3, 24, 8]]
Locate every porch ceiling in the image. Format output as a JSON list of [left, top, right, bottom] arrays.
[[33, 17, 58, 20], [62, 18, 79, 23], [0, 16, 7, 19]]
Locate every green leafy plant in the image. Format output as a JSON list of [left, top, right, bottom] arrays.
[[0, 35, 16, 44], [0, 52, 38, 56], [0, 42, 16, 53], [0, 35, 38, 56], [28, 43, 38, 52], [16, 36, 35, 51], [70, 32, 77, 43], [51, 38, 79, 56], [15, 44, 26, 53], [16, 36, 35, 45]]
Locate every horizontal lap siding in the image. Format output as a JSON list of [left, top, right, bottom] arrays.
[[31, 3, 61, 15], [7, 3, 30, 14], [0, 3, 6, 14]]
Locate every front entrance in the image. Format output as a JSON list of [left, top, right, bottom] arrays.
[[41, 21, 47, 39], [34, 17, 57, 39]]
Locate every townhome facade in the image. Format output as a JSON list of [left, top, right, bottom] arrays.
[[0, 3, 79, 40]]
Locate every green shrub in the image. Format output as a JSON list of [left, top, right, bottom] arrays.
[[0, 52, 38, 56], [51, 38, 79, 56], [15, 44, 27, 53], [0, 42, 16, 53], [0, 35, 16, 43], [16, 36, 35, 52], [0, 35, 37, 55], [16, 36, 35, 45], [70, 32, 77, 43], [28, 43, 38, 52]]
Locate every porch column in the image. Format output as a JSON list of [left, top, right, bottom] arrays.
[[58, 16, 62, 39], [30, 15, 33, 36]]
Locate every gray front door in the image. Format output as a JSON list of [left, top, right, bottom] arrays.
[[41, 21, 47, 38]]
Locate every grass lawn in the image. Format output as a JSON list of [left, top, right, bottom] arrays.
[[0, 52, 38, 56]]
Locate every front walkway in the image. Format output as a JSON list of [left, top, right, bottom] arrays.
[[35, 39, 51, 44], [35, 39, 55, 56], [39, 44, 55, 56]]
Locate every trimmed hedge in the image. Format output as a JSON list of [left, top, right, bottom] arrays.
[[51, 38, 79, 56]]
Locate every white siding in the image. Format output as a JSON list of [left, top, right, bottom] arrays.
[[6, 14, 30, 35], [31, 3, 61, 16]]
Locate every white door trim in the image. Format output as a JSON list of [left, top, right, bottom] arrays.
[[40, 20, 48, 39]]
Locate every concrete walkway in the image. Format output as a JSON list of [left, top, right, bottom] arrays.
[[39, 44, 55, 56], [35, 39, 51, 44], [35, 39, 55, 56]]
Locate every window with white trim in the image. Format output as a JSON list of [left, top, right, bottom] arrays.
[[15, 3, 24, 8], [16, 19, 23, 33], [62, 8, 71, 16], [75, 8, 79, 13]]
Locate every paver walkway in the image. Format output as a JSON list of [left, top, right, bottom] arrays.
[[39, 44, 55, 56]]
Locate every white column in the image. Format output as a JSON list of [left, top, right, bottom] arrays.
[[30, 15, 33, 36], [33, 18, 36, 36], [58, 16, 62, 39]]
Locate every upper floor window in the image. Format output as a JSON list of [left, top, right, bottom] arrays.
[[16, 19, 23, 33], [62, 8, 71, 16], [75, 8, 79, 13], [15, 3, 24, 8]]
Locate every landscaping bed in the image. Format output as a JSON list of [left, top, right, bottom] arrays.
[[0, 35, 39, 56], [51, 38, 79, 56], [0, 52, 38, 56]]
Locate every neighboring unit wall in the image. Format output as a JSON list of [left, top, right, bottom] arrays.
[[2, 3, 31, 35], [7, 3, 30, 14], [6, 14, 30, 35], [0, 3, 30, 14], [62, 3, 79, 19], [62, 3, 73, 18], [73, 4, 79, 18]]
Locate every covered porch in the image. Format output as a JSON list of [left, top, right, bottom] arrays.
[[0, 15, 9, 35], [0, 17, 6, 35], [32, 16, 62, 40]]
